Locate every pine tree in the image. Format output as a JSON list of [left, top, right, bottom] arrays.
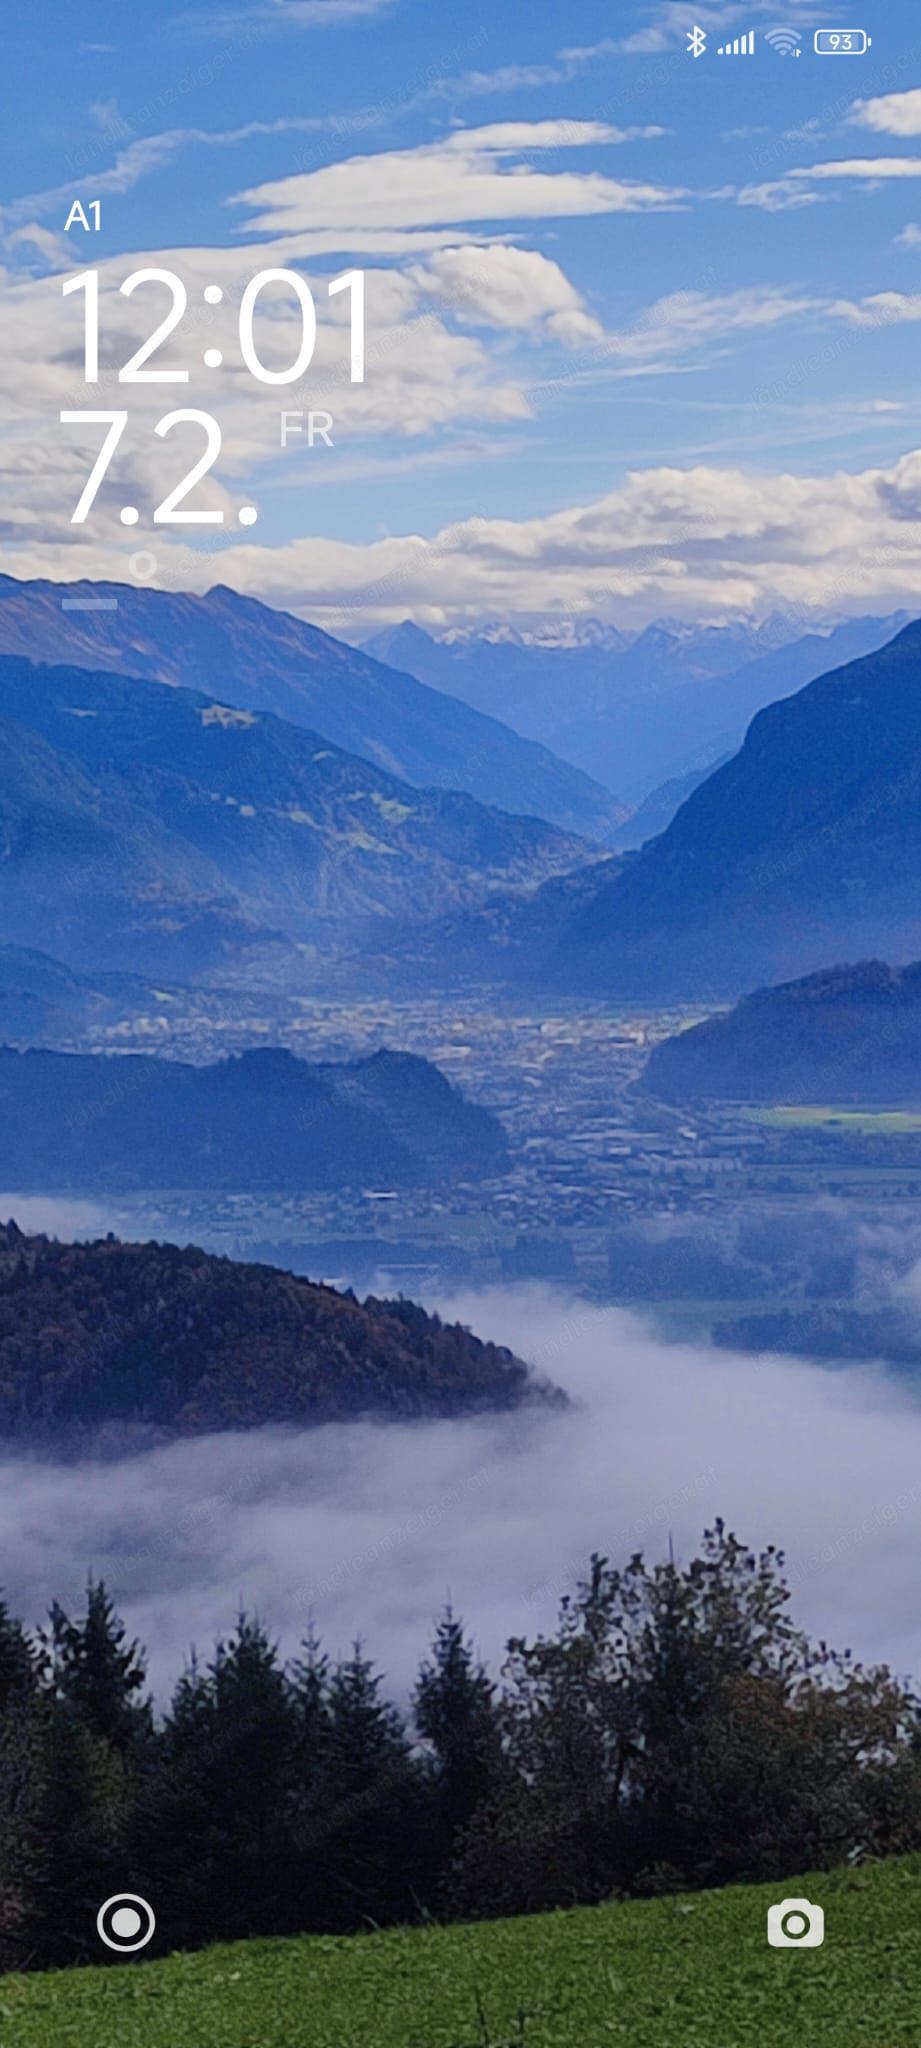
[[128, 1659, 215, 1951], [44, 1580, 150, 1752], [0, 1684, 47, 1970], [285, 1627, 334, 1929], [0, 1595, 39, 1713], [316, 1644, 426, 1931], [28, 1703, 121, 1967], [414, 1608, 502, 1879], [132, 1618, 300, 1950]]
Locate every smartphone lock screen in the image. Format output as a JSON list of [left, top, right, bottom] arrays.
[[1, 3, 920, 2042]]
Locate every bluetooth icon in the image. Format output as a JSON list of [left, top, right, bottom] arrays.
[[687, 24, 708, 55]]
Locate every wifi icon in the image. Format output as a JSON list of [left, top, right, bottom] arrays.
[[765, 25, 802, 54]]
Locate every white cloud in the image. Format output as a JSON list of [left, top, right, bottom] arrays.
[[266, 0, 394, 16], [187, 0, 396, 31], [618, 2, 742, 52], [850, 89, 921, 138], [15, 443, 921, 636], [0, 108, 682, 551], [804, 156, 921, 180], [595, 287, 821, 368], [742, 156, 921, 209], [230, 122, 685, 239], [0, 258, 513, 562], [409, 245, 602, 346], [896, 222, 921, 247], [618, 0, 832, 51], [831, 290, 921, 328], [3, 1289, 921, 1699], [737, 179, 826, 212], [429, 61, 574, 99], [0, 117, 380, 237], [89, 97, 124, 132]]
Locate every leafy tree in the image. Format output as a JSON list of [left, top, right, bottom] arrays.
[[450, 1523, 921, 1917]]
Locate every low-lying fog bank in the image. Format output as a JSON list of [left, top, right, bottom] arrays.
[[0, 1287, 919, 1698]]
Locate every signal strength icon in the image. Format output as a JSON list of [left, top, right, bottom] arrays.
[[717, 28, 755, 53], [765, 25, 802, 54]]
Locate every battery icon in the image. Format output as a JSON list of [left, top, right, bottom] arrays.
[[814, 29, 871, 52]]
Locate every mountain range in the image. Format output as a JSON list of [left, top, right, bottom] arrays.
[[0, 945, 162, 1042], [0, 652, 586, 980], [365, 613, 907, 799], [0, 576, 625, 844], [0, 1224, 548, 1440], [0, 1043, 507, 1189], [544, 620, 921, 999], [641, 959, 921, 1105], [3, 586, 921, 1009]]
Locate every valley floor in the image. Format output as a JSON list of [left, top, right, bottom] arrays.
[[61, 992, 921, 1314], [5, 1856, 920, 2047]]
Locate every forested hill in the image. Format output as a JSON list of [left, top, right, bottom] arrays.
[[641, 958, 921, 1104], [0, 1043, 508, 1189], [0, 1225, 550, 1440]]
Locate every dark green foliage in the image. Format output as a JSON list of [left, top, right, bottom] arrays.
[[452, 1523, 919, 1918], [0, 1617, 45, 1971], [414, 1609, 503, 1892], [0, 1224, 542, 1440], [43, 1582, 151, 1752], [28, 1707, 121, 1968], [308, 1645, 428, 1933], [0, 1595, 40, 1713], [1, 1526, 921, 1976], [133, 1621, 301, 1950]]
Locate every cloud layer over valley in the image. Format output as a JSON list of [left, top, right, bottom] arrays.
[[4, 1287, 921, 1701]]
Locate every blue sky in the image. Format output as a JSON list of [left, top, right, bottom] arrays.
[[5, 0, 921, 631]]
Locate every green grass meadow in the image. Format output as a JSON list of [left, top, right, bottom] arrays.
[[5, 1856, 921, 2048], [744, 1106, 921, 1133]]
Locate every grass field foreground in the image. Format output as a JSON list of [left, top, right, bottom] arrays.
[[3, 1855, 921, 2047]]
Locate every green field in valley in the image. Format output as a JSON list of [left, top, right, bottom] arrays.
[[5, 1855, 921, 2048], [744, 1106, 921, 1133]]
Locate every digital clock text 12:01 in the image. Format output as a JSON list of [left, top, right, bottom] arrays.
[[59, 266, 364, 526]]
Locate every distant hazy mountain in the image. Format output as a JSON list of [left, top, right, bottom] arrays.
[[0, 1224, 550, 1440], [548, 620, 921, 999], [0, 945, 159, 1042], [0, 577, 625, 843], [641, 959, 921, 1105], [362, 856, 623, 992], [0, 1043, 507, 1189], [0, 655, 586, 978], [365, 613, 907, 797], [608, 761, 731, 850]]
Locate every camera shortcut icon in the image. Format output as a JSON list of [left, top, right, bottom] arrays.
[[766, 1896, 825, 1948]]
